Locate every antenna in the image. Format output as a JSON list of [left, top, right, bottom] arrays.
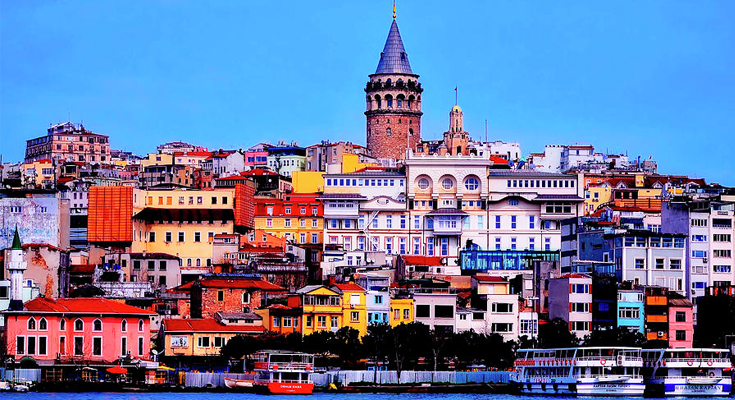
[[454, 86, 458, 106], [393, 0, 396, 19]]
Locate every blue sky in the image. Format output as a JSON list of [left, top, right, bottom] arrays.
[[2, 1, 734, 184]]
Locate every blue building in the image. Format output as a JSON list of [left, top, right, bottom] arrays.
[[356, 274, 391, 324], [617, 289, 645, 332]]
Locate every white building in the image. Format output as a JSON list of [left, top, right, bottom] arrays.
[[549, 274, 593, 338]]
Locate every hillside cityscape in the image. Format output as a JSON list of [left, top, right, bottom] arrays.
[[2, 3, 735, 392]]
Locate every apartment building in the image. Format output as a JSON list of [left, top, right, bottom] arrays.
[[549, 274, 593, 338]]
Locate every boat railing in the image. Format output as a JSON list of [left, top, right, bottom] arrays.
[[576, 356, 643, 363], [268, 379, 313, 384], [661, 357, 730, 364], [257, 362, 314, 371]]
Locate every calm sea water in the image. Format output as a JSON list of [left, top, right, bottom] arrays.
[[4, 394, 732, 400]]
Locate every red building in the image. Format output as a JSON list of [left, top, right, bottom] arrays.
[[2, 297, 155, 366], [189, 275, 285, 319]]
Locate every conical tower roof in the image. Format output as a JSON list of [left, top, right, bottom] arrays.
[[11, 227, 22, 250], [375, 20, 414, 75]]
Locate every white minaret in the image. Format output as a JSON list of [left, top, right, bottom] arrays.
[[6, 227, 26, 311]]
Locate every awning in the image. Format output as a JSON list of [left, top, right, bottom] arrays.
[[107, 365, 128, 374]]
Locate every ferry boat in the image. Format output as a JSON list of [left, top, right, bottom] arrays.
[[642, 348, 732, 396], [513, 347, 644, 396], [252, 350, 315, 394]]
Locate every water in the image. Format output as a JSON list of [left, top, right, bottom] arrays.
[[2, 394, 732, 400]]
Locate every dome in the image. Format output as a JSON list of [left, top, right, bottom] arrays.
[[452, 105, 462, 113]]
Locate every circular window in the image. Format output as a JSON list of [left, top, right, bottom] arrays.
[[441, 178, 454, 190], [417, 178, 430, 190], [464, 177, 479, 191]]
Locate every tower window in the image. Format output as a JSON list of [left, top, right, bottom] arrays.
[[386, 128, 392, 136], [409, 128, 414, 136], [397, 99, 403, 108]]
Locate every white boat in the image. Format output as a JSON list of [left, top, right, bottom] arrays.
[[251, 350, 315, 394], [642, 348, 732, 396], [513, 347, 645, 396], [224, 377, 255, 389]]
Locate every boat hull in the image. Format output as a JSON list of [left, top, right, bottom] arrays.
[[266, 382, 314, 394], [518, 380, 576, 395], [576, 378, 645, 396], [647, 378, 732, 396]]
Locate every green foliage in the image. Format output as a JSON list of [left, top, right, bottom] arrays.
[[538, 318, 580, 348], [583, 326, 646, 347]]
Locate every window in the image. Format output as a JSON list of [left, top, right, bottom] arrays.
[[675, 311, 686, 322], [282, 317, 292, 328], [60, 319, 66, 331], [464, 177, 479, 190], [122, 319, 128, 332], [266, 218, 273, 227], [74, 319, 84, 331], [93, 337, 102, 356], [714, 250, 732, 258], [435, 305, 453, 318], [93, 319, 102, 331], [670, 259, 682, 270], [165, 231, 172, 242], [305, 316, 313, 328], [571, 303, 590, 313], [492, 303, 514, 313], [495, 215, 501, 229], [273, 316, 280, 327], [317, 316, 327, 329], [635, 259, 645, 269], [492, 323, 513, 333], [149, 232, 156, 242], [59, 336, 66, 355], [714, 265, 732, 273], [138, 337, 144, 356], [571, 284, 590, 293], [351, 312, 359, 322], [416, 305, 430, 318], [138, 319, 144, 332], [178, 232, 185, 242], [194, 232, 201, 242], [217, 290, 224, 301], [529, 216, 535, 229], [676, 330, 686, 341], [148, 261, 155, 271], [17, 336, 25, 355], [511, 216, 517, 229], [441, 178, 454, 190], [619, 307, 640, 319], [74, 337, 84, 356], [28, 318, 36, 330], [655, 258, 664, 269], [197, 337, 210, 348]]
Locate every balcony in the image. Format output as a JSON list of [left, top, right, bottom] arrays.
[[427, 210, 466, 235]]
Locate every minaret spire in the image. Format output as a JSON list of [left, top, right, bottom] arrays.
[[393, 0, 396, 19]]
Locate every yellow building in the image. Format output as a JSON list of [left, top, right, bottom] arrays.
[[341, 153, 379, 173], [292, 171, 325, 193], [131, 188, 237, 269], [254, 193, 323, 245], [333, 283, 368, 337], [22, 159, 55, 188], [297, 285, 343, 335], [390, 297, 415, 327], [163, 316, 265, 357]]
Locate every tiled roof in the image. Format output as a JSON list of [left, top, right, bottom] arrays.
[[333, 283, 366, 292], [375, 20, 413, 75], [163, 319, 266, 333], [128, 252, 179, 260], [669, 298, 693, 307], [318, 193, 367, 199], [473, 275, 506, 283], [400, 255, 443, 266], [199, 278, 284, 291], [20, 297, 156, 315], [426, 208, 468, 215], [489, 171, 571, 177], [533, 194, 584, 201]]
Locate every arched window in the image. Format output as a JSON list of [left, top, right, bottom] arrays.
[[417, 177, 431, 190], [386, 128, 392, 136], [396, 94, 405, 108], [39, 318, 47, 330], [441, 178, 455, 190], [93, 319, 102, 332], [375, 95, 382, 109], [28, 318, 36, 330], [242, 292, 251, 304], [60, 318, 66, 331], [464, 176, 480, 191], [385, 94, 393, 108], [409, 128, 414, 136], [386, 78, 392, 86], [138, 319, 145, 332], [408, 95, 415, 109], [74, 318, 84, 332], [121, 319, 128, 332]]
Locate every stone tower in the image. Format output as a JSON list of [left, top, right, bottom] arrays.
[[443, 105, 470, 155], [6, 227, 27, 311], [365, 15, 423, 160]]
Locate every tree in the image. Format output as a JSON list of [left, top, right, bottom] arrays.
[[391, 322, 430, 382], [221, 334, 261, 361], [331, 327, 363, 366], [583, 327, 646, 347], [538, 318, 580, 348]]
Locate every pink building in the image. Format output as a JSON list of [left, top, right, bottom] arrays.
[[244, 150, 269, 168], [3, 297, 156, 365], [668, 298, 694, 348]]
